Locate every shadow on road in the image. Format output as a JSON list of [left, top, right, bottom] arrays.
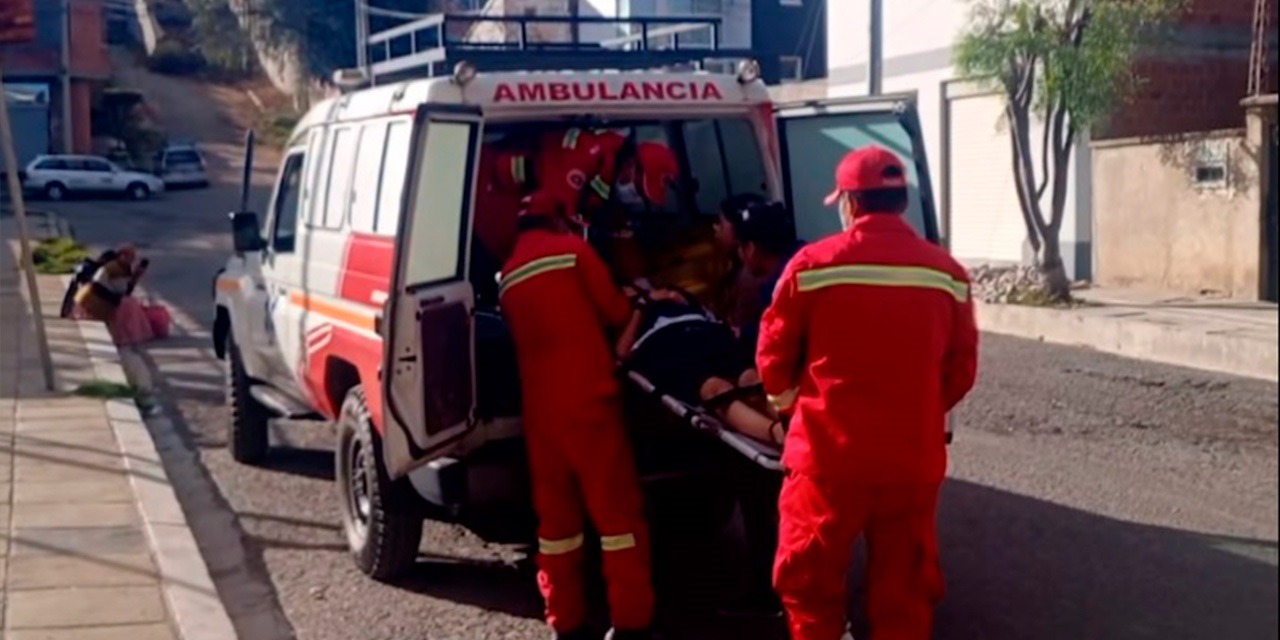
[[354, 477, 1280, 640], [257, 445, 335, 482], [932, 480, 1278, 640]]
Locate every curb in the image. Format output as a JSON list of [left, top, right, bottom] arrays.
[[977, 301, 1279, 382], [73, 317, 240, 640]]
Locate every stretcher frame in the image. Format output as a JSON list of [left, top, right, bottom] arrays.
[[624, 369, 785, 472]]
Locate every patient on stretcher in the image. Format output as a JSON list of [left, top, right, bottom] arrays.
[[616, 286, 785, 446]]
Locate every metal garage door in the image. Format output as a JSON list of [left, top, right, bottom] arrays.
[[0, 90, 50, 172], [946, 92, 1027, 264]]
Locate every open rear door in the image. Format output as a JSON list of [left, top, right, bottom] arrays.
[[775, 93, 941, 245], [381, 105, 483, 479], [776, 94, 955, 441]]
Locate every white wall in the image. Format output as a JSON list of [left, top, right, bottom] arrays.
[[823, 0, 1092, 277]]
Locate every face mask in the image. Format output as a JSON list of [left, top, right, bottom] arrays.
[[839, 197, 856, 231]]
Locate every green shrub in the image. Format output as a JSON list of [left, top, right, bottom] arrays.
[[146, 39, 207, 76], [32, 236, 90, 275], [74, 381, 141, 400], [258, 109, 300, 148]]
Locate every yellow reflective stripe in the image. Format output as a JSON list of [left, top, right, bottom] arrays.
[[589, 175, 611, 200], [498, 254, 577, 297], [600, 533, 637, 552], [796, 264, 970, 302], [511, 156, 527, 184], [539, 534, 585, 555], [767, 388, 798, 411], [562, 128, 581, 149]]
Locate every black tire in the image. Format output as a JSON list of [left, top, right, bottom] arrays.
[[336, 387, 423, 581], [44, 182, 67, 201], [127, 182, 151, 200], [226, 334, 270, 464]]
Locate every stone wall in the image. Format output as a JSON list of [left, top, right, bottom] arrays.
[[1092, 129, 1264, 298]]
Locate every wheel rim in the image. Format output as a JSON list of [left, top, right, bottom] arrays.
[[346, 433, 373, 535], [49, 186, 64, 200], [131, 186, 146, 199]]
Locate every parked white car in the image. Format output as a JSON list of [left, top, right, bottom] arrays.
[[154, 143, 210, 188], [23, 154, 166, 201]]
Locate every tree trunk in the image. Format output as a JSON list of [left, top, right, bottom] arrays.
[[1036, 225, 1073, 301]]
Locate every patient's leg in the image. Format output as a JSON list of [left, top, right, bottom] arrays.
[[700, 377, 783, 445]]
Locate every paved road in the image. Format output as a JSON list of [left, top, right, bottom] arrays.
[[43, 177, 1279, 640]]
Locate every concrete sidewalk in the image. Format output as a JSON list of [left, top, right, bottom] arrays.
[[1, 231, 235, 639], [978, 287, 1278, 381]]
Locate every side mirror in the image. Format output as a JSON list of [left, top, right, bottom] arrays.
[[230, 211, 265, 253]]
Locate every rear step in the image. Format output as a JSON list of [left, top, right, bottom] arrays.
[[249, 385, 322, 420]]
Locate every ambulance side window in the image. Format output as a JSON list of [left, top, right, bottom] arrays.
[[350, 122, 389, 234], [682, 118, 768, 215], [402, 120, 477, 287], [319, 126, 359, 230], [781, 111, 928, 242], [375, 120, 412, 237], [271, 153, 305, 253]]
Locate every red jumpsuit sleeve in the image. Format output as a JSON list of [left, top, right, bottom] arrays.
[[575, 242, 633, 329], [942, 270, 979, 411], [756, 259, 807, 411]]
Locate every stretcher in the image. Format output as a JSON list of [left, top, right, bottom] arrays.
[[624, 368, 784, 472]]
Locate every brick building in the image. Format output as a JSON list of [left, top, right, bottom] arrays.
[[1101, 0, 1278, 140], [0, 0, 110, 168]]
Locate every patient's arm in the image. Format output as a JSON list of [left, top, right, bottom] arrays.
[[699, 377, 784, 445], [615, 308, 643, 359]]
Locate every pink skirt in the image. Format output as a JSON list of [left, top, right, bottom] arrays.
[[107, 296, 156, 346]]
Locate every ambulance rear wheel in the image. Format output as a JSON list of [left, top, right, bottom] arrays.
[[226, 334, 270, 464], [336, 387, 423, 581]]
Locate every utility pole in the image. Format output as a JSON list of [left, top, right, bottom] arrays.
[[59, 0, 73, 152], [355, 0, 369, 80], [0, 67, 58, 392], [868, 0, 883, 95]]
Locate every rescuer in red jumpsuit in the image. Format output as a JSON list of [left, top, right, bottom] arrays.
[[499, 191, 656, 640], [534, 127, 681, 283], [536, 127, 681, 223], [757, 146, 980, 640], [475, 147, 536, 262]]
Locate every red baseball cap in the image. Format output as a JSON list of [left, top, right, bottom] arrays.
[[517, 191, 565, 218], [823, 145, 908, 206], [635, 142, 680, 205]]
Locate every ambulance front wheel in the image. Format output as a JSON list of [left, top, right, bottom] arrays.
[[336, 387, 423, 581], [226, 334, 270, 464]]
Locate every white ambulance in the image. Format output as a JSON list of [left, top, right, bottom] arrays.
[[212, 63, 940, 581]]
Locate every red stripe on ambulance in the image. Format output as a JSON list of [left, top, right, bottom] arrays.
[[339, 232, 395, 308]]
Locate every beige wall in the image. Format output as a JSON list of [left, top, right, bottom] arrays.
[[1093, 129, 1263, 298]]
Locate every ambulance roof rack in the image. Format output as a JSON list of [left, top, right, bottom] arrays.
[[357, 11, 758, 87]]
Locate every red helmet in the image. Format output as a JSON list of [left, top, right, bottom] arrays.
[[634, 142, 680, 205]]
